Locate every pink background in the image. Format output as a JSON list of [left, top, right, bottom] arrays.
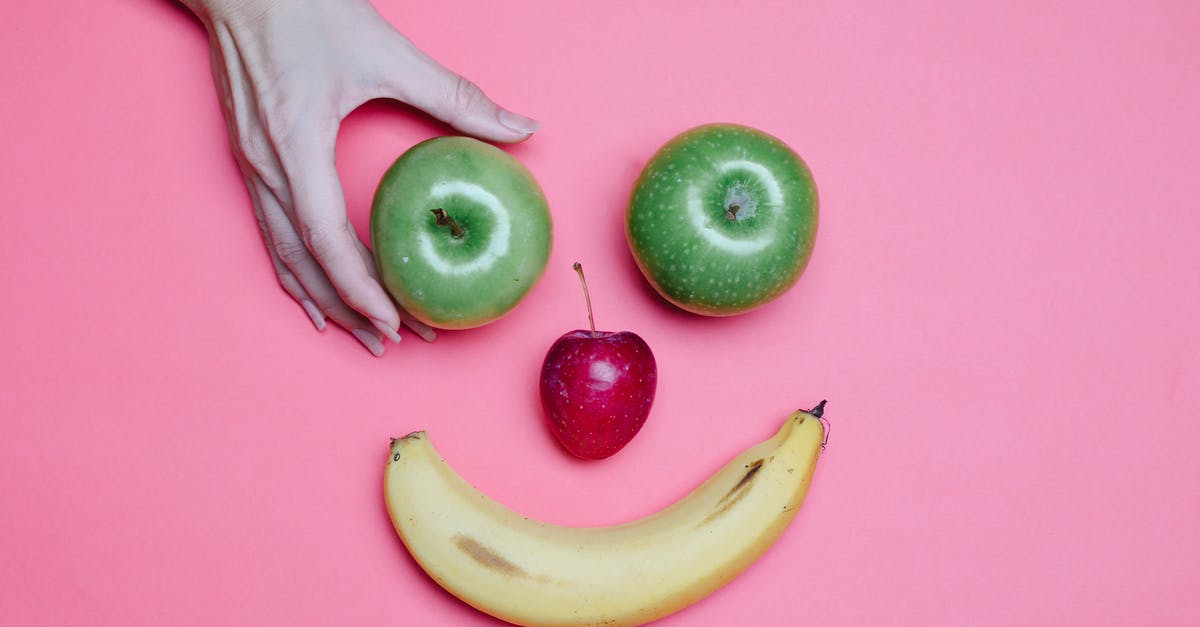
[[2, 1, 1198, 625]]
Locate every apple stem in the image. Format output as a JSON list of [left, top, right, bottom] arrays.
[[431, 208, 464, 239], [725, 204, 741, 220], [573, 261, 596, 335]]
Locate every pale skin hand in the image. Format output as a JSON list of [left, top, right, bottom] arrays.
[[180, 0, 540, 355]]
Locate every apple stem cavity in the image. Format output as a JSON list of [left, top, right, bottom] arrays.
[[573, 261, 597, 335], [431, 208, 465, 239], [723, 186, 756, 221]]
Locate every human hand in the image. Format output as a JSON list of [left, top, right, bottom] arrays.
[[182, 0, 540, 355]]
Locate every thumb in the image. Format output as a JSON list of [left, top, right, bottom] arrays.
[[389, 48, 539, 143]]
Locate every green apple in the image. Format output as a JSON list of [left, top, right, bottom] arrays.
[[371, 136, 552, 329], [626, 124, 818, 316]]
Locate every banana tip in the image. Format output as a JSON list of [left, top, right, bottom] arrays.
[[389, 431, 427, 460]]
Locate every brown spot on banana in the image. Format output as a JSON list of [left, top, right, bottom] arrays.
[[723, 459, 764, 502], [697, 458, 766, 527], [453, 534, 527, 578]]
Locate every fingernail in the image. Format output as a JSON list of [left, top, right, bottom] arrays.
[[301, 299, 326, 331], [403, 319, 438, 343], [352, 329, 385, 357], [499, 109, 540, 135], [371, 318, 403, 344]]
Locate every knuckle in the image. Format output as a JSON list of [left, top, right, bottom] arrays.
[[273, 236, 311, 268], [450, 76, 485, 120], [299, 221, 348, 259], [259, 93, 329, 153], [236, 132, 274, 171], [260, 103, 303, 151]]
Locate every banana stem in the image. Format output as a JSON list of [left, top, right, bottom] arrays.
[[809, 400, 829, 450]]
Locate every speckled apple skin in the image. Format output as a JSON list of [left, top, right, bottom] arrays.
[[539, 330, 657, 460], [626, 124, 818, 316]]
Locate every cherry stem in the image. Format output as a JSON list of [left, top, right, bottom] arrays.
[[573, 261, 596, 334], [725, 203, 741, 220], [431, 208, 464, 239]]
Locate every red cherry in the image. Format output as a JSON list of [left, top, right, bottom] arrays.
[[540, 263, 657, 460]]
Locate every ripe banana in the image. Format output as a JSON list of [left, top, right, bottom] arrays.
[[384, 403, 827, 627]]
